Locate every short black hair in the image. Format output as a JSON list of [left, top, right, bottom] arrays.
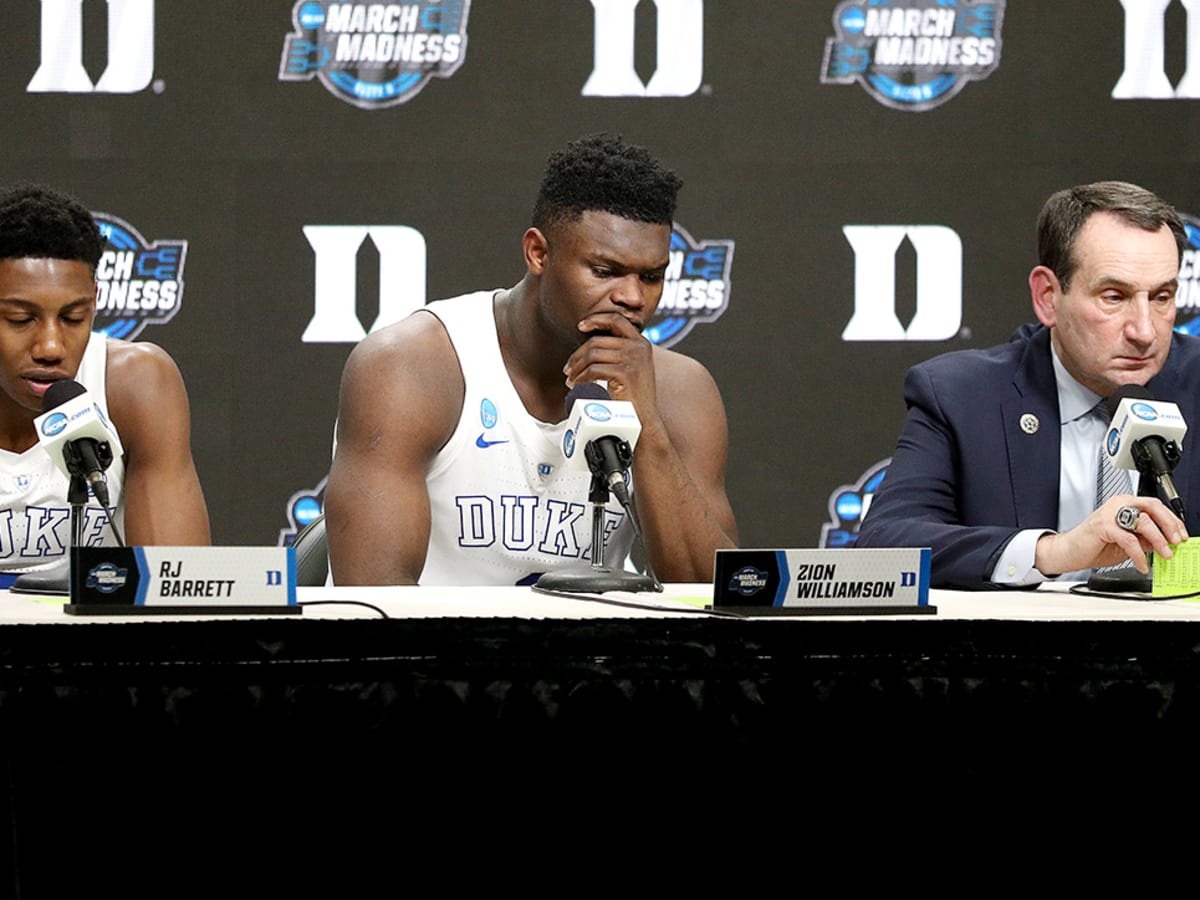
[[531, 133, 683, 235], [1038, 181, 1186, 290], [0, 183, 104, 270]]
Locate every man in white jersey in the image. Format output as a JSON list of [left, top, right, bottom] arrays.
[[0, 183, 210, 583], [326, 134, 738, 585]]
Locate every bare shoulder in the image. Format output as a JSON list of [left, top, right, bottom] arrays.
[[105, 338, 181, 386], [337, 311, 464, 447], [343, 311, 460, 389], [104, 339, 189, 428], [651, 345, 722, 402], [650, 345, 728, 454]]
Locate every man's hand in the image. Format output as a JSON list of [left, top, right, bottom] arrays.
[[562, 312, 738, 582], [564, 313, 659, 424], [1035, 495, 1188, 575]]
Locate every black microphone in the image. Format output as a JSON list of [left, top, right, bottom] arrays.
[[564, 382, 610, 409], [1102, 383, 1152, 419], [43, 378, 87, 409], [563, 382, 637, 507], [1103, 384, 1187, 520], [39, 379, 115, 509]]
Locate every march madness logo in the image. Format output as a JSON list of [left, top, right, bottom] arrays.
[[93, 213, 187, 340], [1174, 214, 1200, 335], [645, 224, 734, 348], [279, 1, 471, 109], [820, 0, 1005, 111], [280, 477, 327, 546], [819, 458, 889, 548]]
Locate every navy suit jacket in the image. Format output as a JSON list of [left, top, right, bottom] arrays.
[[857, 325, 1200, 588]]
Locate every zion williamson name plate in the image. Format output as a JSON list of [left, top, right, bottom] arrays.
[[713, 548, 933, 616]]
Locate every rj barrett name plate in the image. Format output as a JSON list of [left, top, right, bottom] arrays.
[[713, 548, 934, 616], [67, 546, 298, 615]]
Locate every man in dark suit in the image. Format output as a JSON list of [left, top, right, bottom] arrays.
[[858, 182, 1195, 588]]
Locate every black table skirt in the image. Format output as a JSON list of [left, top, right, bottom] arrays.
[[1, 615, 1196, 893]]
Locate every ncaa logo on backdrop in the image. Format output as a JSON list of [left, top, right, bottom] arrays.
[[279, 477, 327, 546], [279, 1, 471, 109], [93, 214, 187, 340], [645, 224, 734, 348], [1173, 214, 1200, 335], [820, 0, 1005, 111], [819, 458, 889, 548]]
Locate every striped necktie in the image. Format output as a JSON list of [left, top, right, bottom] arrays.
[[1095, 404, 1133, 509]]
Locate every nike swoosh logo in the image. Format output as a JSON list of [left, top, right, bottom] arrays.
[[476, 434, 509, 448]]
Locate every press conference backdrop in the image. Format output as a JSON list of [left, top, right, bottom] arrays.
[[2, 1, 1197, 550]]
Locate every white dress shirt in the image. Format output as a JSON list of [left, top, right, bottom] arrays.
[[991, 343, 1136, 584]]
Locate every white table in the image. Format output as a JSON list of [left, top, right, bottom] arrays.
[[4, 580, 1200, 621]]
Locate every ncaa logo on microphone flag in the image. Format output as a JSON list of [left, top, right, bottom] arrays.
[[279, 1, 471, 109], [820, 0, 1005, 111], [41, 414, 68, 437], [646, 224, 735, 348], [1107, 429, 1121, 457], [93, 213, 187, 341]]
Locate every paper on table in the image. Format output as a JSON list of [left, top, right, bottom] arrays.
[[1153, 537, 1200, 598]]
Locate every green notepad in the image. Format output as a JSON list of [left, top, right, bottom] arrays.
[[1153, 538, 1200, 598]]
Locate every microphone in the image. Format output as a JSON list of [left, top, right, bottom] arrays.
[[534, 381, 662, 595], [1104, 384, 1188, 519], [33, 379, 120, 509], [561, 382, 641, 506]]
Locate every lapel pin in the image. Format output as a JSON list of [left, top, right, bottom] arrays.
[[1019, 413, 1039, 435]]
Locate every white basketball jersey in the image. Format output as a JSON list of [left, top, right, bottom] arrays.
[[419, 291, 635, 586], [0, 333, 126, 580]]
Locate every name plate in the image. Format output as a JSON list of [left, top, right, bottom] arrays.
[[67, 546, 298, 615], [713, 548, 934, 616]]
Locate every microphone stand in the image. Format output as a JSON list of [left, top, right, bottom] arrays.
[[1133, 438, 1185, 520], [68, 472, 90, 550], [535, 445, 660, 594]]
